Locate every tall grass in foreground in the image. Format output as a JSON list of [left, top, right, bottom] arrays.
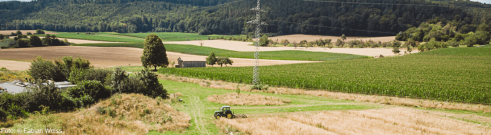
[[160, 47, 491, 104], [218, 107, 491, 135], [9, 94, 191, 134]]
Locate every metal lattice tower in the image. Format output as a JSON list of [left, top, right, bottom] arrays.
[[247, 0, 266, 85]]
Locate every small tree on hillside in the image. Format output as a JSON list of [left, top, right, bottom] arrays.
[[36, 29, 45, 34], [16, 30, 22, 35], [300, 40, 308, 49], [29, 35, 43, 47], [259, 35, 269, 46], [217, 57, 233, 67], [206, 52, 217, 67], [292, 41, 298, 49], [141, 34, 169, 71], [341, 34, 346, 41], [281, 39, 289, 47]]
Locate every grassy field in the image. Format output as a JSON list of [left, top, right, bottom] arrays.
[[75, 43, 369, 61], [160, 45, 491, 104], [115, 32, 225, 42], [53, 32, 144, 42], [149, 79, 375, 134]]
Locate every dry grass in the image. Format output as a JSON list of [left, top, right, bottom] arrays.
[[11, 93, 191, 134], [216, 116, 337, 135], [217, 108, 491, 135], [288, 107, 491, 135], [207, 93, 291, 106], [159, 74, 491, 113], [0, 69, 29, 82]]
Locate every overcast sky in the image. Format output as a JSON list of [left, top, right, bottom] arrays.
[[1, 0, 490, 4]]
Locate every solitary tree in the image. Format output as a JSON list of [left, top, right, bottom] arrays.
[[300, 40, 308, 49], [292, 41, 298, 49], [341, 34, 346, 41], [36, 29, 45, 34], [217, 57, 233, 67], [29, 35, 42, 47], [206, 52, 217, 67], [0, 34, 4, 40], [16, 30, 22, 35], [281, 39, 290, 47], [259, 35, 269, 46], [141, 34, 169, 71]]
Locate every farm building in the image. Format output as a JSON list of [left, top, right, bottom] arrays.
[[176, 57, 206, 68]]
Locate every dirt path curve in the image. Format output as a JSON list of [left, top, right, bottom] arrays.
[[165, 40, 419, 57], [190, 96, 211, 135]]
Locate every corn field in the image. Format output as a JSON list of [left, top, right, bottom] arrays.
[[160, 47, 491, 104]]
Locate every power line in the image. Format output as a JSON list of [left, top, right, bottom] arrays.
[[247, 0, 266, 86]]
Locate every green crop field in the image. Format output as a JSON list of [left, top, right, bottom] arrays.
[[160, 46, 491, 104], [115, 32, 226, 42], [53, 32, 144, 42], [75, 43, 369, 61]]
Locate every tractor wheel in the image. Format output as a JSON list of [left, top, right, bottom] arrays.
[[216, 115, 220, 119], [227, 113, 232, 119]]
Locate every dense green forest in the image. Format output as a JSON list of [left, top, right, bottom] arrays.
[[1, 0, 490, 36]]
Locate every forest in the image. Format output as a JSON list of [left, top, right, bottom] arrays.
[[1, 0, 490, 36]]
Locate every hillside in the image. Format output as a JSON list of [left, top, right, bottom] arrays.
[[1, 0, 490, 36]]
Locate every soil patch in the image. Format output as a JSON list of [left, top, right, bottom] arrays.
[[207, 93, 291, 106]]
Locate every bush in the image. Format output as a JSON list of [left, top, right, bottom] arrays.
[[137, 69, 168, 98], [26, 32, 32, 35], [67, 80, 112, 107], [69, 68, 113, 84], [0, 38, 17, 48], [29, 57, 65, 81], [23, 81, 64, 112], [0, 34, 3, 40], [36, 29, 45, 34], [259, 35, 269, 47]]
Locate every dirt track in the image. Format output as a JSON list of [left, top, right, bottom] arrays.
[[0, 46, 316, 70], [165, 40, 418, 57]]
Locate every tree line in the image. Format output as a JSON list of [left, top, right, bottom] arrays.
[[1, 0, 491, 36]]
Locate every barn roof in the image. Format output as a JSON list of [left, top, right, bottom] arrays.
[[178, 57, 206, 62]]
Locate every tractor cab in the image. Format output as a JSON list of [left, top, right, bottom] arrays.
[[214, 106, 235, 119]]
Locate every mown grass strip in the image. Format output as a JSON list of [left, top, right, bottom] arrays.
[[114, 32, 224, 42], [75, 43, 369, 61], [54, 32, 144, 42], [159, 47, 491, 105]]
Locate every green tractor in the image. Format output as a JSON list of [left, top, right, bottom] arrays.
[[214, 106, 235, 119]]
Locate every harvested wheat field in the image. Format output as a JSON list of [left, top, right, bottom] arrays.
[[0, 30, 58, 35], [165, 40, 417, 57], [0, 59, 30, 71], [217, 116, 337, 135], [10, 94, 191, 134], [207, 93, 291, 106], [269, 34, 396, 43], [218, 107, 491, 135], [0, 46, 315, 69]]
